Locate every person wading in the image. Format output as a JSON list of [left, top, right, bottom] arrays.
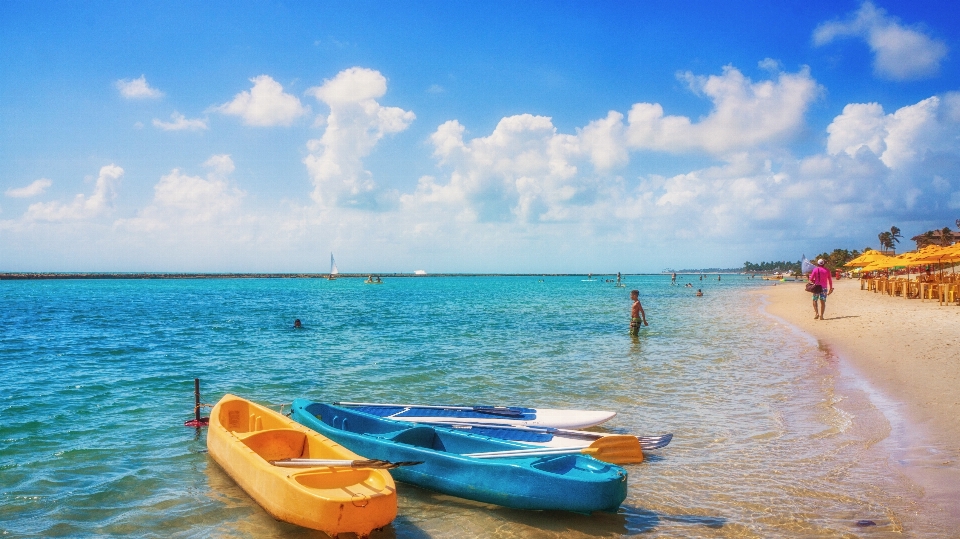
[[629, 290, 648, 336]]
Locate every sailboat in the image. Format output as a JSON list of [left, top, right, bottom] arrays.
[[327, 253, 339, 280]]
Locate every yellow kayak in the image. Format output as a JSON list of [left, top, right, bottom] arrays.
[[207, 394, 397, 537]]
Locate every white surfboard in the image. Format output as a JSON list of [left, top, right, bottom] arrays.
[[335, 402, 616, 430]]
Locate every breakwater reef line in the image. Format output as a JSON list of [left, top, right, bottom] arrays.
[[760, 278, 960, 528], [2, 272, 640, 280], [0, 275, 954, 536]]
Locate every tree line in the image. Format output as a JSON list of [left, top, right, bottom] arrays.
[[744, 219, 959, 273]]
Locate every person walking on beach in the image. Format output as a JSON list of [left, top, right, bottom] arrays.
[[629, 290, 648, 336], [809, 259, 834, 320]]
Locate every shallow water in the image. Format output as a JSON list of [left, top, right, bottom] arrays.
[[0, 276, 947, 537]]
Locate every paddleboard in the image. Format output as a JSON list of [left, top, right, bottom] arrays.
[[334, 402, 616, 430]]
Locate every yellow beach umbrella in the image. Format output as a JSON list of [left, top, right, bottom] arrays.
[[864, 253, 915, 271], [844, 249, 890, 267], [907, 245, 952, 265]]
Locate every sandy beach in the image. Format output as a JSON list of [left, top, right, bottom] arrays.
[[761, 278, 960, 523]]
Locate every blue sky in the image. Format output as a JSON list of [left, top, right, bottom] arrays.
[[2, 1, 959, 272]]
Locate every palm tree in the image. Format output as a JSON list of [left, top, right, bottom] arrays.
[[941, 227, 953, 247], [878, 231, 894, 252], [890, 226, 901, 246]]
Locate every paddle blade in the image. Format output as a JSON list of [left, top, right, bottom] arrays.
[[586, 435, 644, 464]]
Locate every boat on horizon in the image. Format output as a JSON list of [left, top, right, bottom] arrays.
[[327, 253, 339, 280]]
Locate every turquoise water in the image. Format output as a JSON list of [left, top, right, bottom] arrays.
[[0, 276, 944, 537]]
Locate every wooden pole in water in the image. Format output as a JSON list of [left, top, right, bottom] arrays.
[[194, 378, 201, 423]]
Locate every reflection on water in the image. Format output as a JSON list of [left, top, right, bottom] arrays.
[[0, 276, 952, 537]]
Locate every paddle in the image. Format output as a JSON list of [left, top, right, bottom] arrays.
[[335, 402, 526, 418], [411, 420, 673, 450], [270, 458, 423, 469], [464, 435, 643, 464]]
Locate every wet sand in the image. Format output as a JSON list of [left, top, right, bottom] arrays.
[[760, 278, 960, 524]]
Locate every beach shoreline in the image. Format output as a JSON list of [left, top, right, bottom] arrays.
[[758, 279, 960, 525]]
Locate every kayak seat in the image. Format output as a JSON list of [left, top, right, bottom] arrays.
[[389, 427, 446, 451]]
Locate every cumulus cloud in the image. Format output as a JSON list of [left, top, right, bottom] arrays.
[[6, 178, 52, 198], [24, 165, 123, 221], [118, 155, 244, 231], [405, 64, 821, 225], [115, 75, 163, 99], [814, 2, 948, 80], [418, 114, 588, 223], [214, 75, 308, 126], [625, 65, 820, 154], [152, 112, 208, 131], [826, 95, 956, 169], [303, 67, 415, 208]]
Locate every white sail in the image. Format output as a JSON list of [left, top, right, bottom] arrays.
[[801, 255, 815, 274], [330, 253, 339, 275]]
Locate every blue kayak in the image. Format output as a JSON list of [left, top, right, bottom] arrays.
[[290, 400, 628, 513]]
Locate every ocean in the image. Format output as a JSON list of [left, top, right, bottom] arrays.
[[0, 275, 946, 537]]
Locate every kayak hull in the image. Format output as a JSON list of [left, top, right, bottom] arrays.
[[207, 395, 397, 536], [292, 400, 628, 513]]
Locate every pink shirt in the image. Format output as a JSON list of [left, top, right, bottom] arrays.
[[810, 266, 833, 289]]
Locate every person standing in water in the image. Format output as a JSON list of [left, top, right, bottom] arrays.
[[629, 290, 648, 336]]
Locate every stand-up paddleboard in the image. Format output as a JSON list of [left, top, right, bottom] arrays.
[[424, 421, 672, 452], [334, 402, 616, 430]]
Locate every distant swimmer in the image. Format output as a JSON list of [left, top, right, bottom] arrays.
[[629, 290, 648, 336], [294, 319, 303, 328], [685, 283, 693, 288], [718, 275, 721, 281], [671, 272, 677, 285], [696, 289, 703, 297]]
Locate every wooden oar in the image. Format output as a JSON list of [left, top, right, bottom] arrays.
[[335, 401, 526, 418], [411, 420, 673, 450], [464, 435, 643, 464], [270, 458, 423, 469]]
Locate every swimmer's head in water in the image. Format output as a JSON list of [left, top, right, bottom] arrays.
[[294, 319, 302, 328]]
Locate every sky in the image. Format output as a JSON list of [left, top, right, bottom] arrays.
[[2, 1, 959, 273]]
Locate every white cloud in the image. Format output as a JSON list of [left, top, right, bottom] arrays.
[[303, 67, 415, 208], [826, 95, 955, 169], [24, 165, 123, 221], [152, 112, 208, 131], [418, 114, 590, 223], [408, 65, 822, 226], [579, 111, 628, 170], [117, 155, 244, 232], [813, 2, 947, 80], [115, 75, 164, 99], [6, 178, 52, 198], [625, 65, 820, 155], [214, 75, 308, 126]]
